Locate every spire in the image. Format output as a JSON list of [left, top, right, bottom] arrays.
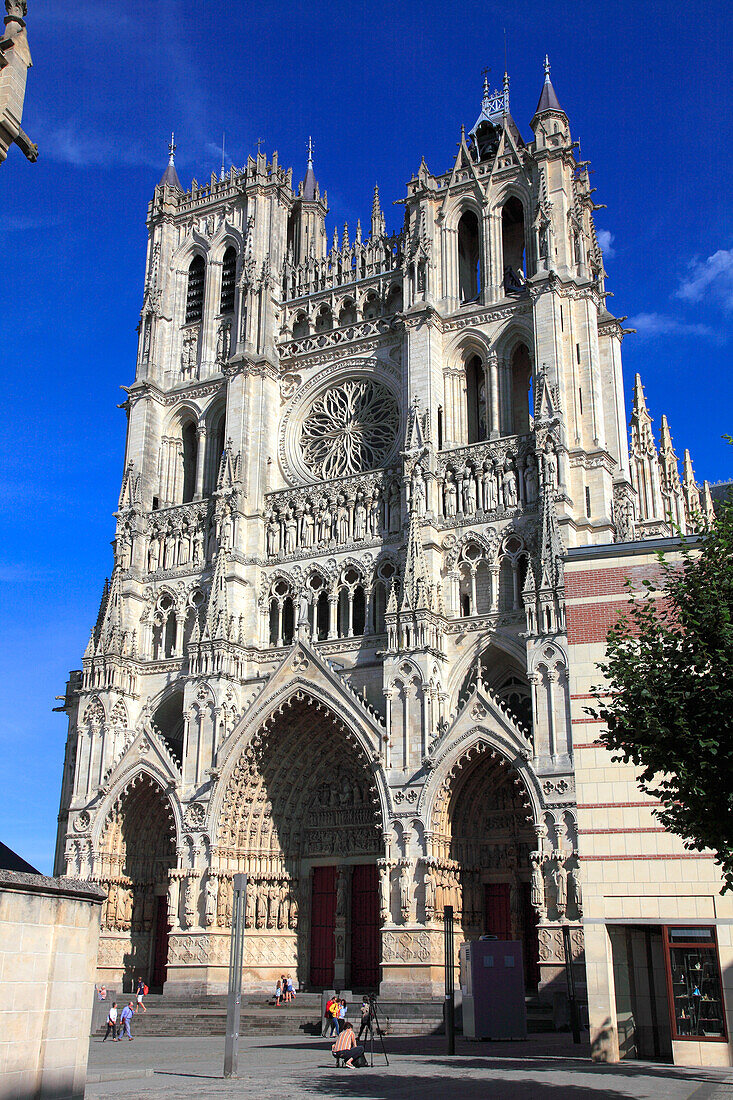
[[371, 182, 385, 238], [401, 508, 432, 613], [534, 55, 564, 115], [205, 546, 229, 640], [301, 136, 318, 201], [158, 131, 182, 191], [468, 66, 511, 144], [682, 448, 701, 522], [702, 481, 715, 523]]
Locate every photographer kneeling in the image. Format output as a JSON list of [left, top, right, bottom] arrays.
[[331, 1021, 364, 1069]]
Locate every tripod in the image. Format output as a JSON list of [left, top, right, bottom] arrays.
[[366, 995, 389, 1067]]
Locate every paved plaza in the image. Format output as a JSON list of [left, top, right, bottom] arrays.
[[85, 1033, 733, 1099]]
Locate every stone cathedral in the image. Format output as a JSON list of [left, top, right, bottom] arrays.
[[54, 61, 726, 1037]]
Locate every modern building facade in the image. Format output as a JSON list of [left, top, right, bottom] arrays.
[[53, 63, 732, 1065]]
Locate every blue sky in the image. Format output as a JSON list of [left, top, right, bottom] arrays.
[[1, 0, 731, 872]]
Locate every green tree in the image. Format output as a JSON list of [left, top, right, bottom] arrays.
[[591, 492, 733, 892]]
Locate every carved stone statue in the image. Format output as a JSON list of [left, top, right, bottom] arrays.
[[424, 863, 436, 917], [524, 455, 539, 502], [444, 470, 458, 516], [530, 853, 545, 913], [267, 515, 280, 556], [368, 487, 382, 536], [411, 464, 426, 516], [245, 880, 256, 928], [147, 533, 159, 573], [354, 493, 367, 539], [388, 483, 401, 532], [570, 861, 583, 914], [543, 443, 558, 490], [378, 862, 391, 923], [399, 864, 412, 922], [482, 462, 497, 511], [301, 504, 315, 547], [183, 874, 196, 928], [553, 854, 568, 916], [335, 869, 347, 918], [204, 875, 218, 927], [284, 511, 297, 554], [503, 463, 518, 508]]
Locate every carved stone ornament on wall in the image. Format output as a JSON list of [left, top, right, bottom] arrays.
[[184, 802, 207, 829], [381, 930, 434, 963], [300, 378, 400, 479], [73, 810, 91, 833], [537, 924, 585, 964]]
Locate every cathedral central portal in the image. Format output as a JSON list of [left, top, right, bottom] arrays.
[[200, 694, 383, 991]]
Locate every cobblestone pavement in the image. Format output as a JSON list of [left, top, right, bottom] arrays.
[[86, 1033, 733, 1099]]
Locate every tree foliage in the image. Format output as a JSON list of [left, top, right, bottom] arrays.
[[591, 492, 733, 892]]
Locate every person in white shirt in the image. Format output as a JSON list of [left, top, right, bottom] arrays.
[[103, 1002, 118, 1041]]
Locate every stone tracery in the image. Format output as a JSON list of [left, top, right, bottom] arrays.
[[299, 378, 400, 479]]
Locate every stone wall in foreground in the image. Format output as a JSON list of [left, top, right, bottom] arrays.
[[0, 870, 105, 1100]]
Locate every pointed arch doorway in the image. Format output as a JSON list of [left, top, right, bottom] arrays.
[[431, 743, 540, 989], [95, 773, 176, 992], [215, 694, 384, 991]]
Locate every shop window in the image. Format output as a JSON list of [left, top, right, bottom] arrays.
[[664, 926, 727, 1041]]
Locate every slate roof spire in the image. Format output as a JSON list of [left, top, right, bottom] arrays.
[[158, 131, 182, 191], [301, 136, 318, 201], [534, 55, 564, 115]]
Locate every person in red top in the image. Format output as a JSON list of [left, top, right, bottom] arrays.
[[331, 1022, 364, 1068]]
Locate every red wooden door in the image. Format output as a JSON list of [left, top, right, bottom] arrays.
[[151, 895, 170, 990], [484, 882, 511, 939], [350, 864, 379, 989], [310, 866, 337, 988]]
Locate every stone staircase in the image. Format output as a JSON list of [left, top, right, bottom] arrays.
[[94, 991, 555, 1038]]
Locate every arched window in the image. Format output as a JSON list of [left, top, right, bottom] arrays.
[[339, 299, 356, 326], [269, 599, 279, 646], [282, 597, 295, 645], [185, 255, 205, 324], [181, 421, 198, 504], [466, 354, 487, 444], [372, 580, 386, 633], [337, 588, 349, 637], [363, 292, 380, 320], [511, 344, 532, 436], [292, 312, 309, 339], [314, 305, 333, 332], [498, 557, 514, 611], [458, 211, 481, 303], [385, 284, 402, 314], [316, 591, 329, 640], [502, 198, 526, 291], [352, 585, 366, 636], [205, 411, 226, 495], [220, 247, 236, 314], [164, 607, 177, 658]]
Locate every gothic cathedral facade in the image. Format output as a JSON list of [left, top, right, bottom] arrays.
[[54, 65, 730, 1059]]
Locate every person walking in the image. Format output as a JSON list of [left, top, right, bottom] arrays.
[[338, 998, 347, 1029], [328, 997, 341, 1037], [135, 977, 147, 1013], [119, 1001, 135, 1041], [357, 998, 372, 1042], [322, 995, 335, 1036], [274, 979, 283, 1006], [286, 975, 295, 1002], [102, 1002, 118, 1041], [331, 1021, 364, 1069]]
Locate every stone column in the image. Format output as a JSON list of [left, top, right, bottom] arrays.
[[194, 425, 207, 499]]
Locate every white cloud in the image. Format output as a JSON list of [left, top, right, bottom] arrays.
[[38, 120, 159, 170], [627, 312, 717, 339], [675, 249, 733, 309], [596, 229, 615, 258]]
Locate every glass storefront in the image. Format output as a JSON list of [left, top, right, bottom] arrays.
[[663, 926, 727, 1042]]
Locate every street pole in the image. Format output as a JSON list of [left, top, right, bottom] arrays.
[[444, 904, 455, 1055], [224, 873, 247, 1077], [562, 923, 581, 1045]]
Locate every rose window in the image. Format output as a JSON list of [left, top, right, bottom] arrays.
[[299, 379, 399, 479]]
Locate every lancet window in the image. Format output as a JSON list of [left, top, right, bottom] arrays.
[[502, 197, 526, 292], [269, 580, 295, 647], [220, 246, 236, 314], [185, 254, 205, 324], [446, 534, 528, 619], [458, 210, 481, 303]]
